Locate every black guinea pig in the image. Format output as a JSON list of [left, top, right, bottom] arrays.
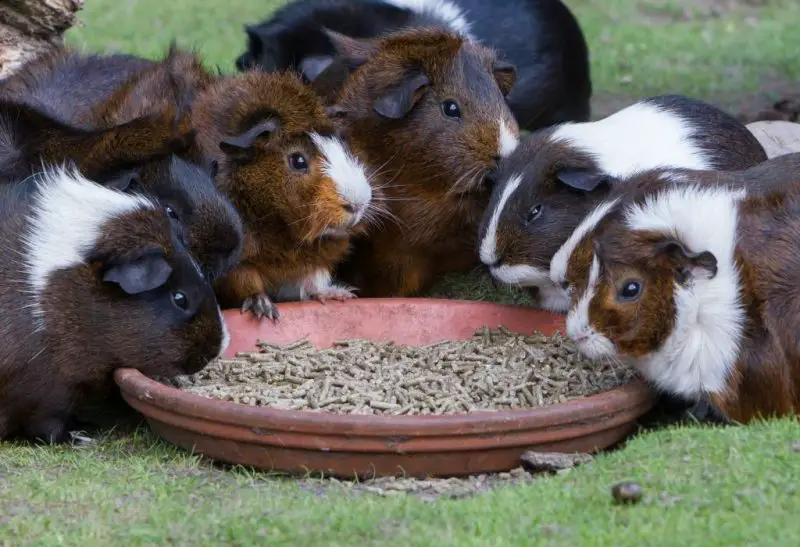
[[234, 0, 592, 130], [478, 93, 768, 312], [0, 166, 228, 443]]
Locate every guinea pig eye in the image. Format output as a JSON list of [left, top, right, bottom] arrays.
[[525, 205, 543, 225], [288, 153, 309, 172], [442, 100, 461, 119], [171, 290, 188, 310], [165, 205, 180, 221], [618, 280, 642, 302]]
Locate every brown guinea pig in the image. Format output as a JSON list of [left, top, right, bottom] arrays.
[[191, 70, 375, 320], [0, 166, 228, 443], [563, 174, 800, 424], [322, 27, 520, 297], [478, 94, 767, 312]]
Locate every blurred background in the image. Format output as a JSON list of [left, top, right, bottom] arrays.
[[65, 0, 799, 122]]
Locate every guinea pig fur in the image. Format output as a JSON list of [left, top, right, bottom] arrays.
[[324, 27, 520, 297], [235, 0, 592, 130], [0, 47, 245, 283], [190, 70, 374, 320], [562, 174, 800, 423], [0, 166, 228, 443], [478, 94, 768, 312], [0, 45, 155, 126]]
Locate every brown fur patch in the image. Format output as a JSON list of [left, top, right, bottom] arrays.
[[328, 28, 519, 296], [192, 70, 364, 305]]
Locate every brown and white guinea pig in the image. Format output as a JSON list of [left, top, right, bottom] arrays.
[[478, 94, 768, 312], [562, 168, 800, 424], [321, 27, 519, 297], [235, 0, 592, 130], [0, 166, 229, 443], [190, 70, 373, 320]]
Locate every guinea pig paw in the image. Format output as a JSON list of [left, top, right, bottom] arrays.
[[308, 285, 358, 304], [241, 294, 280, 322]]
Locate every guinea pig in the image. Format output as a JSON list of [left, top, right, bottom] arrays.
[[549, 153, 800, 318], [0, 44, 155, 126], [562, 179, 800, 424], [234, 0, 592, 130], [0, 166, 228, 443], [0, 98, 195, 184], [190, 69, 374, 320], [478, 94, 769, 312], [321, 27, 520, 297]]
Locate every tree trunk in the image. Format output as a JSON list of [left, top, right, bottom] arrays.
[[0, 0, 84, 80]]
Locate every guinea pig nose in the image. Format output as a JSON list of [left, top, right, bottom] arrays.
[[342, 203, 355, 214]]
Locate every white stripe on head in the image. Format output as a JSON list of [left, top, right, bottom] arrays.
[[550, 197, 620, 289], [22, 166, 157, 325], [384, 0, 475, 40], [551, 101, 713, 177], [498, 119, 519, 158], [479, 174, 521, 266], [565, 253, 616, 361], [310, 133, 373, 224]]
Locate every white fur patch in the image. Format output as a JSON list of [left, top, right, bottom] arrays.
[[215, 308, 231, 359], [566, 254, 617, 360], [479, 174, 521, 266], [498, 119, 518, 158], [490, 264, 548, 286], [384, 0, 474, 40], [310, 133, 373, 225], [551, 101, 714, 177], [21, 166, 156, 326], [550, 197, 621, 289], [622, 184, 746, 397]]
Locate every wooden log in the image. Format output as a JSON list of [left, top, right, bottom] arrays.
[[0, 0, 84, 80]]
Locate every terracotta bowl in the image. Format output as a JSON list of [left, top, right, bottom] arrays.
[[115, 298, 656, 478]]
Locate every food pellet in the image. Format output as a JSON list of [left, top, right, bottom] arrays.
[[166, 327, 636, 414]]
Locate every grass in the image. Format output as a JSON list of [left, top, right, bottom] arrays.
[[1, 0, 797, 544], [2, 419, 799, 545]]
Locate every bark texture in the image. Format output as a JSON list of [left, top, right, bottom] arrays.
[[0, 0, 83, 80]]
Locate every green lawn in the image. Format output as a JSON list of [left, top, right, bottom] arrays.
[[2, 0, 798, 545]]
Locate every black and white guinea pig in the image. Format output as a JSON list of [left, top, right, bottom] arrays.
[[477, 93, 768, 312], [0, 166, 228, 443], [234, 0, 592, 130]]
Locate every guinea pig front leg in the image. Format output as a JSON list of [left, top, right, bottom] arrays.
[[215, 264, 280, 322], [299, 268, 357, 303]]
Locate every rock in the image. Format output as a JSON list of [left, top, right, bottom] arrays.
[[520, 450, 594, 472], [746, 120, 800, 159], [611, 481, 643, 504]]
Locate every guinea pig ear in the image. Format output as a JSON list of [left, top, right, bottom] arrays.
[[493, 60, 517, 97], [660, 240, 718, 283], [102, 250, 173, 295], [556, 169, 614, 193], [219, 118, 281, 160], [373, 72, 431, 120], [299, 55, 335, 82], [324, 29, 376, 71]]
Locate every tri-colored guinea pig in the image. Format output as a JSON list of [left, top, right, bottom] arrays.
[[558, 156, 800, 423], [190, 69, 374, 320]]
